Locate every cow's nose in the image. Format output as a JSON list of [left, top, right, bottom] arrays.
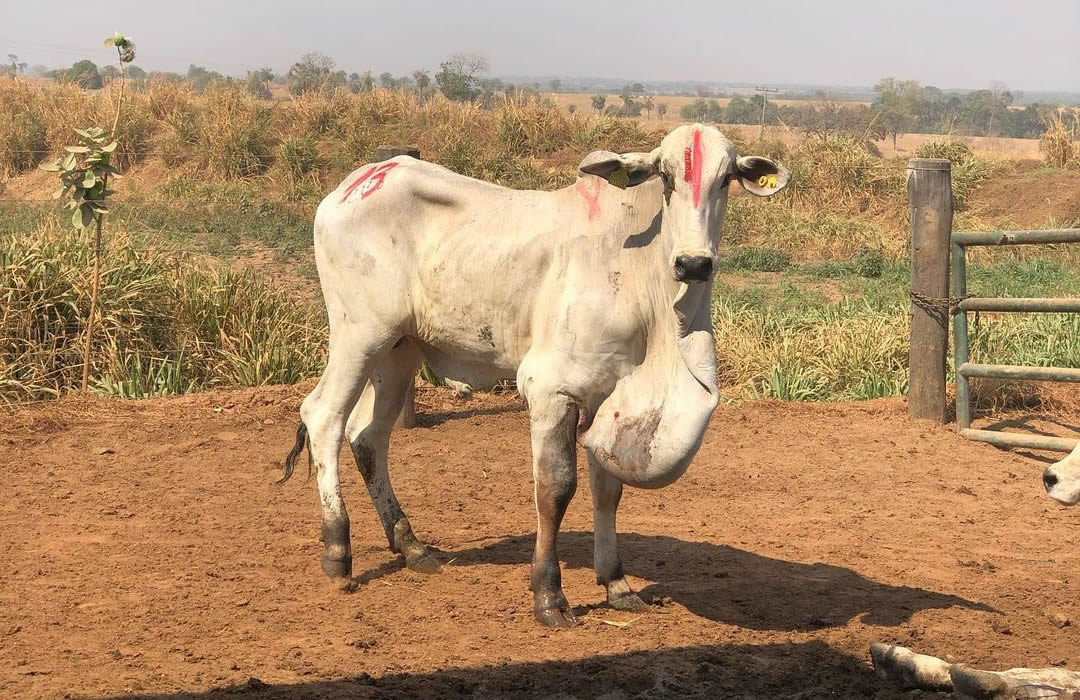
[[1044, 468, 1059, 491], [673, 255, 713, 282]]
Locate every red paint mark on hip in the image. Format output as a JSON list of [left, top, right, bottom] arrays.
[[684, 129, 704, 208], [340, 162, 398, 203], [576, 178, 601, 220]]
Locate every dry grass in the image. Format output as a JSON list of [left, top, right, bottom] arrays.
[[1040, 111, 1078, 168]]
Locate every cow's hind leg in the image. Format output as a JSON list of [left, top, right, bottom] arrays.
[[299, 339, 382, 582], [528, 393, 580, 627], [345, 339, 439, 574], [589, 454, 649, 611]]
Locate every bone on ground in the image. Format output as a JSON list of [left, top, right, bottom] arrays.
[[871, 643, 1080, 699]]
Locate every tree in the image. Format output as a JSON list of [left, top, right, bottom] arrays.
[[379, 71, 396, 88], [549, 78, 561, 92], [630, 82, 645, 94], [286, 52, 339, 96], [643, 95, 654, 119], [187, 64, 224, 93], [348, 70, 374, 93], [246, 67, 275, 99], [591, 94, 606, 113], [5, 54, 27, 75], [618, 94, 643, 117], [657, 102, 668, 120], [987, 81, 1013, 136], [100, 64, 121, 83], [412, 69, 431, 100], [434, 53, 488, 102], [57, 59, 103, 88], [125, 65, 147, 90], [873, 77, 922, 149]]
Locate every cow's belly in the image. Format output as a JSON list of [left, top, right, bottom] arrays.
[[410, 290, 533, 392], [414, 342, 516, 392]]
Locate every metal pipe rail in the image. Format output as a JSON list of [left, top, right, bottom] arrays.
[[958, 298, 1080, 313], [951, 229, 1080, 246], [952, 228, 1080, 454]]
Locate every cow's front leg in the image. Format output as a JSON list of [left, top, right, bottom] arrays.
[[528, 394, 579, 627], [588, 453, 649, 611]]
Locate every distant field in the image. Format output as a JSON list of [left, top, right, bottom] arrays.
[[544, 92, 1043, 161], [546, 92, 872, 120]]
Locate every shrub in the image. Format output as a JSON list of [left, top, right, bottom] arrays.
[[914, 140, 996, 210]]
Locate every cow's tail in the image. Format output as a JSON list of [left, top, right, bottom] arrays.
[[278, 422, 312, 485]]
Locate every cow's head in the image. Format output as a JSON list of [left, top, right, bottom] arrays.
[[579, 124, 789, 283], [1044, 444, 1080, 506]]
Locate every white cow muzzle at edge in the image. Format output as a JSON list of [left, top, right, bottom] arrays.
[[279, 124, 790, 627], [1045, 443, 1080, 505]]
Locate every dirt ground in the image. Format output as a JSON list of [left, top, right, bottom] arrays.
[[1, 386, 1078, 699]]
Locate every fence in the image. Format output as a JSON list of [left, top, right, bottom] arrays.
[[907, 157, 1080, 453]]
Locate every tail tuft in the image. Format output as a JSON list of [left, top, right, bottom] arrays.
[[278, 422, 310, 485]]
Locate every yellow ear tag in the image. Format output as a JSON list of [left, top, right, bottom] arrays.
[[767, 175, 778, 189], [610, 168, 630, 189], [757, 175, 769, 188]]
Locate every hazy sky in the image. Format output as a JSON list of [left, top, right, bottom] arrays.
[[3, 0, 1078, 92]]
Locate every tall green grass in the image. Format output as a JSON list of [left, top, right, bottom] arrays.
[[713, 260, 1080, 407], [0, 222, 327, 405]]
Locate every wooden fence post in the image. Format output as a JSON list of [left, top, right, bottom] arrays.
[[907, 158, 953, 422], [374, 145, 421, 429]]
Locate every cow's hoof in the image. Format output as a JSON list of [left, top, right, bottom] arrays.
[[404, 548, 441, 575], [534, 593, 579, 628], [321, 555, 353, 580], [608, 591, 649, 612]]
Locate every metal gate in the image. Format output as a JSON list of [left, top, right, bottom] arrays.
[[951, 228, 1080, 452]]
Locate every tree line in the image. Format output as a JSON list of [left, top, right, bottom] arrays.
[[4, 51, 542, 104], [676, 79, 1064, 142], [5, 53, 1073, 142]]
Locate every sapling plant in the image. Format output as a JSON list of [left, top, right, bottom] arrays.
[[40, 32, 136, 391]]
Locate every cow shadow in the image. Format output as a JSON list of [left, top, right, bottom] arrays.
[[92, 639, 906, 700], [354, 530, 993, 632], [413, 403, 523, 428]]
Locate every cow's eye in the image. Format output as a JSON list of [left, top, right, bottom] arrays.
[[720, 172, 733, 187]]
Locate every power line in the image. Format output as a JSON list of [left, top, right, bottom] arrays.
[[755, 86, 782, 142]]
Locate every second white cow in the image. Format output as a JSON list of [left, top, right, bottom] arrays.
[[1045, 445, 1080, 506], [280, 124, 790, 626]]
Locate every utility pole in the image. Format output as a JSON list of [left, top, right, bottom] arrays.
[[755, 86, 780, 142]]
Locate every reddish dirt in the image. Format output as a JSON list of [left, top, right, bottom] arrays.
[[1, 386, 1078, 699], [967, 169, 1080, 229]]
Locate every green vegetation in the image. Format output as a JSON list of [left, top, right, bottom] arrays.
[[713, 256, 1080, 405], [0, 223, 326, 405], [1, 77, 1078, 408]]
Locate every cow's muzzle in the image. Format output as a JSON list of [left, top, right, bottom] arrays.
[[673, 255, 713, 282], [1044, 463, 1080, 505]]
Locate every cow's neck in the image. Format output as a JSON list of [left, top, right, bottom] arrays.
[[580, 183, 720, 488]]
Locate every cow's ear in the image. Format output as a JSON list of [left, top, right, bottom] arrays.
[[579, 149, 659, 189], [734, 156, 790, 196]]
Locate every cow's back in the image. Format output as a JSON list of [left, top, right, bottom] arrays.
[[314, 156, 669, 389]]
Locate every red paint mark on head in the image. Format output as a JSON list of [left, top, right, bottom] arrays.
[[340, 161, 399, 203], [683, 130, 704, 208], [576, 178, 601, 221]]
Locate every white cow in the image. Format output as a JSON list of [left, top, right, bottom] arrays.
[[280, 124, 790, 626], [1044, 445, 1080, 506]]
